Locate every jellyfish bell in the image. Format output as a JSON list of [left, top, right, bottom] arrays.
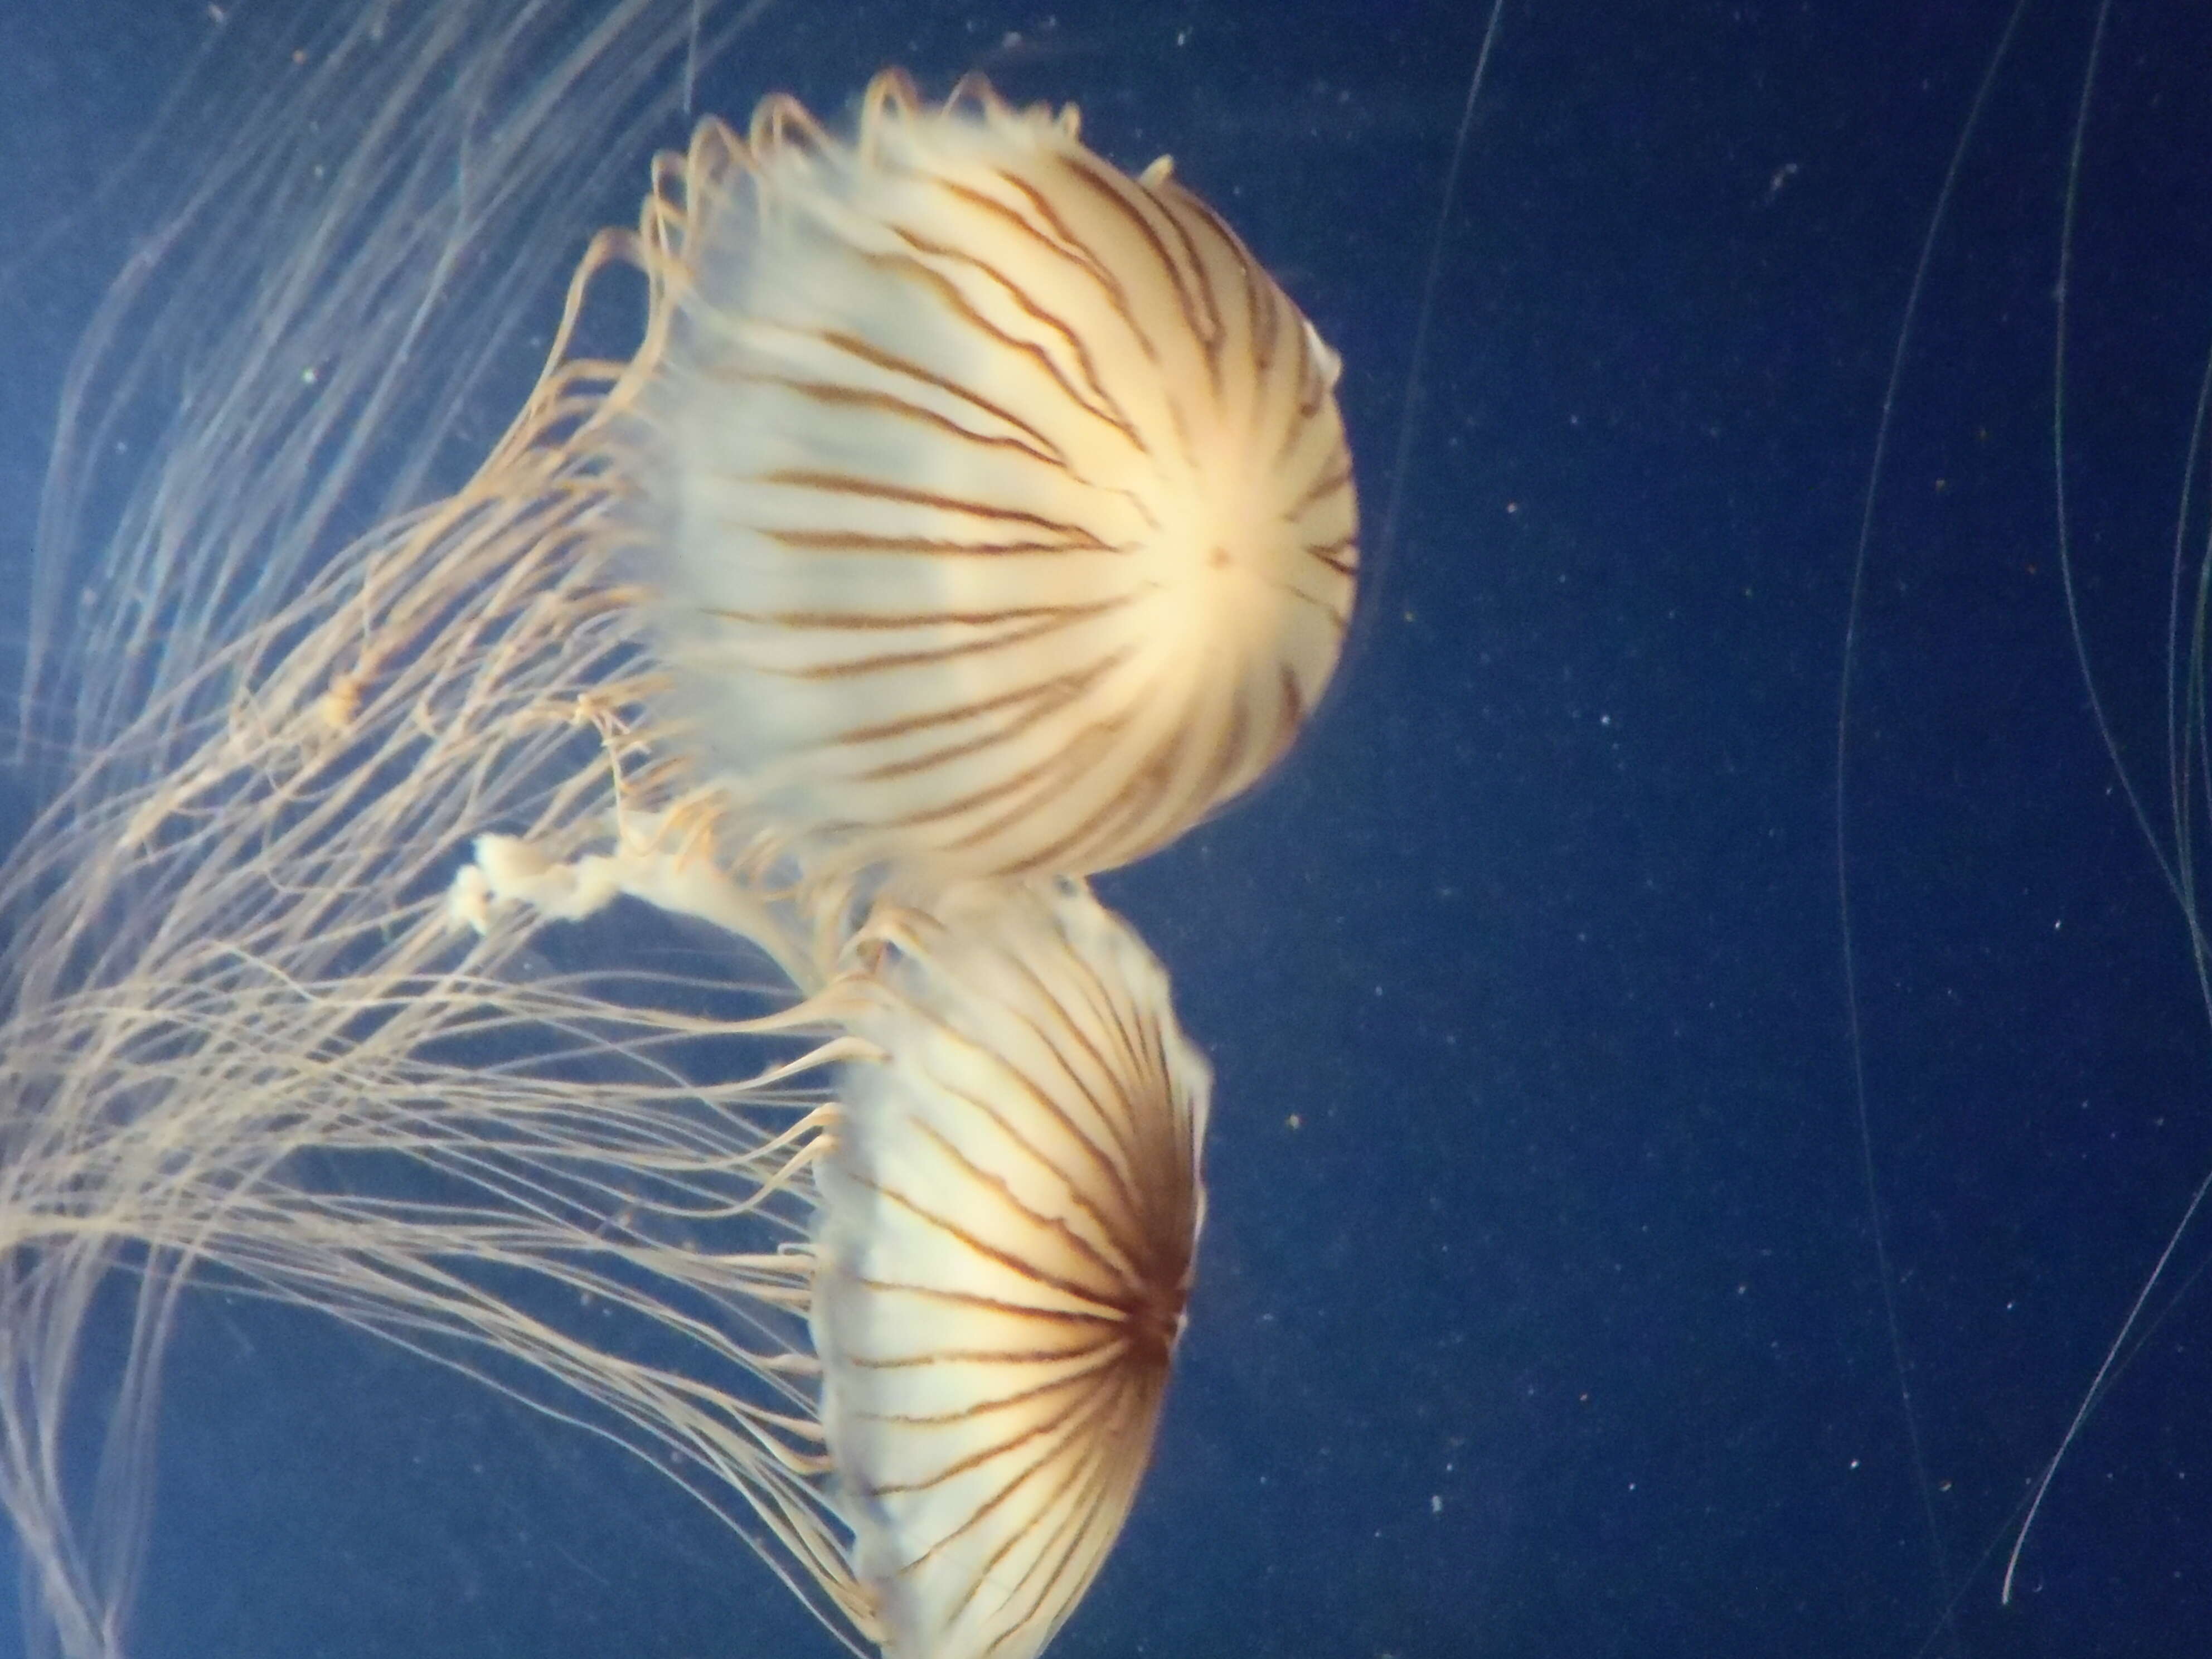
[[604, 70, 1359, 887], [813, 880, 1208, 1659]]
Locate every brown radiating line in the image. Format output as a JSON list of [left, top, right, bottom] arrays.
[[716, 368, 1063, 469], [921, 171, 1114, 292], [963, 1408, 1126, 1643], [1306, 535, 1360, 576], [857, 1168, 1128, 1314], [1013, 947, 1168, 1221], [1290, 305, 1333, 420], [1047, 722, 1186, 873], [1093, 482, 1163, 543], [1263, 573, 1357, 630], [1057, 151, 1200, 367], [1030, 740, 1173, 876], [761, 528, 1086, 557], [836, 249, 1119, 465], [1287, 456, 1356, 518], [1064, 947, 1183, 1217], [1163, 177, 1263, 282], [1008, 711, 1189, 876], [935, 706, 1148, 865], [1252, 259, 1283, 379], [850, 1346, 1126, 1427], [988, 1386, 1153, 1648], [832, 643, 1129, 746], [980, 269, 1147, 451], [904, 1110, 1137, 1293], [1039, 168, 1210, 467], [1134, 998, 1199, 1240], [929, 171, 1127, 326], [756, 467, 1116, 546], [966, 1364, 1150, 1639], [1186, 682, 1257, 818], [945, 750, 1114, 868], [737, 610, 1087, 682], [885, 221, 1147, 451], [862, 1337, 1116, 1497], [1066, 950, 1173, 1183], [700, 600, 1109, 632], [874, 706, 1124, 838], [846, 1340, 1121, 1371], [1228, 242, 1275, 399], [809, 322, 1072, 465], [845, 1267, 1119, 1330], [848, 653, 1120, 785], [894, 1347, 1135, 1576], [1170, 182, 1271, 365], [1001, 939, 1166, 1216], [1278, 662, 1308, 743], [1264, 368, 1320, 475], [910, 1021, 1149, 1249], [984, 168, 1157, 367], [1151, 193, 1230, 393], [838, 1317, 1103, 1367], [976, 984, 1152, 1241]]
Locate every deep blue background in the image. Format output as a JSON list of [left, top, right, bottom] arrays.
[[6, 1, 2212, 1656]]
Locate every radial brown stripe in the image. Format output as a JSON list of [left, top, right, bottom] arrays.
[[915, 1029, 1151, 1241], [879, 712, 1122, 839], [831, 647, 1129, 747], [1012, 946, 1162, 1194], [851, 670, 1126, 788], [745, 612, 1094, 684], [986, 168, 1157, 367], [905, 1361, 1133, 1536], [720, 370, 1063, 469], [903, 1107, 1143, 1288], [989, 1390, 1144, 1634], [977, 1000, 1152, 1239], [756, 468, 1115, 544], [870, 935, 1155, 1215], [857, 1356, 1126, 1429], [1286, 454, 1356, 517], [939, 171, 1128, 324], [846, 1271, 1120, 1329], [887, 224, 1148, 449], [1059, 152, 1207, 367], [811, 319, 1075, 461], [841, 247, 1103, 448], [1149, 191, 1231, 394], [701, 600, 1116, 632], [758, 530, 1101, 557]]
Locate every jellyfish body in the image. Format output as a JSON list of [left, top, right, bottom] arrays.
[[814, 882, 1208, 1658], [619, 73, 1359, 884]]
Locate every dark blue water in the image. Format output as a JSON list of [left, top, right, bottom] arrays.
[[4, 1, 2210, 1656]]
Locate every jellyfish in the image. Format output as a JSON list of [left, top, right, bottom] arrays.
[[0, 5, 1341, 1656], [590, 65, 1360, 888]]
